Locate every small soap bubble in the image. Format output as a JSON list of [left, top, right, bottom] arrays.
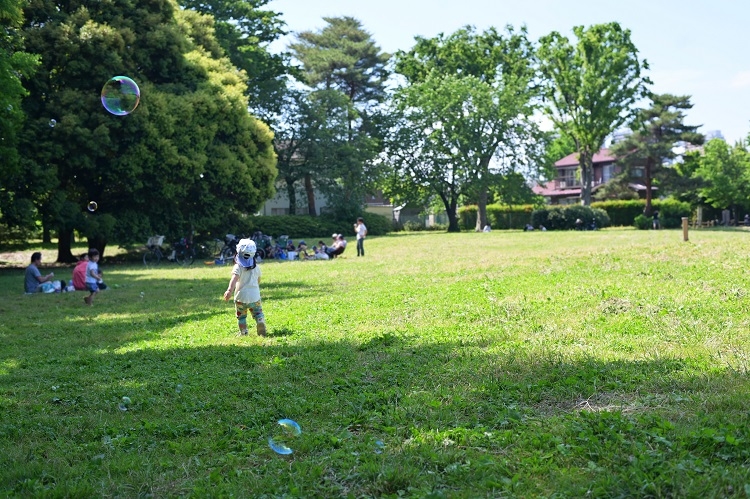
[[87, 201, 98, 212], [49, 119, 56, 127], [175, 384, 183, 394], [118, 396, 131, 411], [268, 418, 301, 455], [139, 292, 144, 298], [375, 440, 385, 454], [101, 76, 140, 116]]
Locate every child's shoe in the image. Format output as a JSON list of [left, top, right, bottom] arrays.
[[237, 329, 248, 336], [256, 322, 267, 337]]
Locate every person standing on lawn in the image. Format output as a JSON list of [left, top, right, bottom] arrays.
[[84, 249, 103, 305], [223, 239, 266, 337], [354, 217, 367, 257]]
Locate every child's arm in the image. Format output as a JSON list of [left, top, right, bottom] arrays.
[[223, 274, 239, 301], [88, 267, 102, 280]]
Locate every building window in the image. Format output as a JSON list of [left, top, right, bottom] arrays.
[[632, 167, 645, 178], [603, 164, 615, 182], [558, 168, 578, 188]]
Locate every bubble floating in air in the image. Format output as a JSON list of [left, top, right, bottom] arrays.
[[101, 76, 140, 116]]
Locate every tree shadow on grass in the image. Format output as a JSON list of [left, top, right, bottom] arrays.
[[2, 331, 749, 497]]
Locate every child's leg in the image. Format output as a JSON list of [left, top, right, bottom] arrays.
[[235, 301, 249, 335], [247, 300, 266, 336]]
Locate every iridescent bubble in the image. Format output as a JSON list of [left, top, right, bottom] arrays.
[[268, 418, 301, 455], [374, 440, 385, 454], [175, 384, 183, 394], [49, 119, 56, 128], [118, 396, 131, 411], [87, 201, 98, 212], [101, 76, 140, 116]]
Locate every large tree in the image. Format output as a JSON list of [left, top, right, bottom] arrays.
[[538, 22, 649, 205], [693, 139, 750, 223], [20, 0, 276, 260], [273, 88, 352, 216], [610, 93, 703, 214], [391, 26, 541, 232], [0, 0, 39, 232], [289, 16, 389, 218]]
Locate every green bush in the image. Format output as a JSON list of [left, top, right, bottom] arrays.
[[633, 214, 651, 230], [591, 200, 648, 227], [654, 199, 691, 229], [459, 204, 535, 230], [591, 199, 691, 228], [531, 205, 611, 230], [224, 213, 392, 240]]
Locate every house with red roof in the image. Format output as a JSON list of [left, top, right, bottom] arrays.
[[532, 148, 650, 204]]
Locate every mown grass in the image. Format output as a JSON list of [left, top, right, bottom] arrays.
[[2, 228, 750, 497]]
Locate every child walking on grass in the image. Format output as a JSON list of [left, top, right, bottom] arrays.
[[223, 238, 266, 337]]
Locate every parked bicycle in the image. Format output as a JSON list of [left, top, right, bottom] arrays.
[[143, 235, 195, 266], [218, 233, 242, 261]]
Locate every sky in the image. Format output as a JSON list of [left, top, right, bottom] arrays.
[[266, 0, 750, 144]]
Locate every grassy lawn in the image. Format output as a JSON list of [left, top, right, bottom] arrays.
[[2, 228, 750, 497]]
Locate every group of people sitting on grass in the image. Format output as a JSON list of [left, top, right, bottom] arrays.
[[293, 233, 347, 260], [24, 249, 107, 304]]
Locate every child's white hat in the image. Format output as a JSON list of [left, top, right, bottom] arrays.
[[235, 238, 257, 268]]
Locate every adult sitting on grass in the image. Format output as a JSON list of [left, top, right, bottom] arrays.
[[325, 234, 347, 259], [24, 252, 65, 294]]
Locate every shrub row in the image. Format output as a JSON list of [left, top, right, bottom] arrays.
[[591, 199, 691, 228], [458, 204, 536, 230], [221, 212, 392, 240], [531, 205, 611, 230]]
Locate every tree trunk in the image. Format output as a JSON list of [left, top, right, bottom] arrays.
[[579, 150, 593, 206], [56, 229, 76, 263], [643, 157, 654, 216], [285, 177, 297, 215], [88, 236, 107, 259], [42, 223, 52, 244], [304, 174, 317, 216], [438, 195, 460, 233], [474, 183, 489, 232]]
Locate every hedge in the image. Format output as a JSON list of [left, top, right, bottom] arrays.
[[220, 213, 392, 240], [591, 199, 691, 228], [531, 205, 611, 230], [458, 204, 536, 230]]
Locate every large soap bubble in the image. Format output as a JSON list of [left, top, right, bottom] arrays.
[[101, 76, 140, 116]]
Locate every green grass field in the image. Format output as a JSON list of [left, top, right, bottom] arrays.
[[2, 228, 750, 497]]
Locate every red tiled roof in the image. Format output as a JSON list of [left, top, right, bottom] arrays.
[[555, 148, 615, 167]]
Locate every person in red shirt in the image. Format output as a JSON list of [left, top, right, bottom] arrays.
[[72, 253, 89, 291]]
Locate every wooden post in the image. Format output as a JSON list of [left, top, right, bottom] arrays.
[[682, 217, 689, 241]]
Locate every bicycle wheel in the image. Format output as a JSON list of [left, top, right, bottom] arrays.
[[184, 248, 195, 265], [255, 248, 266, 260], [174, 248, 185, 265], [220, 246, 236, 261], [143, 248, 161, 266]]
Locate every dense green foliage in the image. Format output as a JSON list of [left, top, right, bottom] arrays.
[[16, 0, 276, 260], [390, 26, 542, 232], [531, 205, 611, 230], [693, 139, 750, 218], [0, 0, 39, 231], [3, 230, 750, 495], [591, 199, 691, 228]]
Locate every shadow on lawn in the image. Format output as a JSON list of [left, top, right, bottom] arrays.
[[2, 329, 749, 497]]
